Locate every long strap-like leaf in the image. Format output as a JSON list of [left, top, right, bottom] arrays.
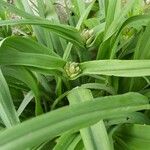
[[80, 60, 150, 77], [68, 87, 111, 150], [0, 92, 149, 150], [0, 19, 85, 48], [0, 70, 20, 127], [0, 51, 66, 72]]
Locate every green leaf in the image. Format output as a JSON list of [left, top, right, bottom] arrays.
[[0, 19, 85, 48], [17, 91, 34, 116], [81, 83, 116, 95], [68, 87, 111, 150], [54, 132, 81, 150], [0, 0, 66, 51], [107, 112, 150, 126], [116, 124, 150, 150], [98, 0, 106, 19], [105, 0, 118, 30], [71, 0, 86, 17], [134, 22, 150, 59], [0, 36, 58, 56], [63, 1, 95, 60], [104, 0, 136, 41], [0, 0, 39, 19], [0, 92, 148, 149], [80, 60, 150, 77], [0, 50, 66, 73], [2, 67, 43, 115], [76, 0, 96, 30], [119, 15, 150, 35], [0, 70, 20, 127]]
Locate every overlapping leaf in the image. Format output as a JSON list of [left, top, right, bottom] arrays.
[[0, 70, 20, 127], [0, 92, 149, 149], [0, 19, 85, 48]]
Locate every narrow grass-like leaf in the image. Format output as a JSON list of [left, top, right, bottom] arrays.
[[0, 0, 40, 19], [134, 22, 150, 59], [106, 112, 150, 128], [120, 15, 150, 32], [76, 0, 96, 30], [104, 0, 136, 41], [54, 132, 81, 150], [105, 0, 118, 30], [17, 91, 34, 116], [0, 19, 85, 48], [0, 36, 58, 56], [63, 1, 95, 60], [80, 60, 150, 77], [81, 83, 116, 95], [0, 70, 20, 127], [67, 134, 81, 150], [98, 0, 105, 19], [116, 124, 150, 149], [68, 87, 111, 150], [2, 67, 43, 115], [0, 92, 149, 149], [0, 51, 66, 72], [72, 0, 85, 18]]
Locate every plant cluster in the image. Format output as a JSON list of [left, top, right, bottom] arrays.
[[0, 0, 150, 149]]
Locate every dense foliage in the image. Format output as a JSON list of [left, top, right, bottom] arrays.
[[0, 0, 150, 149]]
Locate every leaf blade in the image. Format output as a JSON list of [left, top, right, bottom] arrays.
[[0, 70, 20, 127], [80, 60, 150, 77], [0, 92, 149, 149]]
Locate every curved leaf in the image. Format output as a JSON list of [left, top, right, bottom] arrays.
[[2, 67, 42, 115], [0, 51, 66, 72], [0, 70, 20, 127], [0, 19, 85, 48], [0, 36, 58, 56], [116, 124, 150, 150], [68, 87, 111, 150], [0, 92, 149, 149]]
